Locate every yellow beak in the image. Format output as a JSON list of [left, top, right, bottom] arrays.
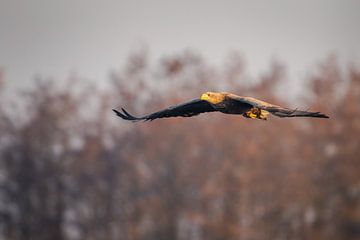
[[200, 93, 209, 101]]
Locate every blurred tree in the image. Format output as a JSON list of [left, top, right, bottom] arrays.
[[0, 52, 359, 240]]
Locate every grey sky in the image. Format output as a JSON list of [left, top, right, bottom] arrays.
[[1, 0, 360, 91]]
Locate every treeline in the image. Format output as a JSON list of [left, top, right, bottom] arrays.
[[0, 52, 359, 240]]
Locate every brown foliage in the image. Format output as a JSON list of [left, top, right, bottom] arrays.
[[0, 53, 359, 240]]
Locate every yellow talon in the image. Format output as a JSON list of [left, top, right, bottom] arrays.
[[245, 108, 269, 120], [248, 112, 257, 119]]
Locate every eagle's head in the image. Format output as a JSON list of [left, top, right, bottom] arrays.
[[200, 92, 226, 104]]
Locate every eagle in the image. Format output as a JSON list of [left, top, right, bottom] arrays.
[[113, 92, 329, 122]]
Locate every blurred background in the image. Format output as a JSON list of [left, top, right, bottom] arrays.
[[0, 1, 360, 240]]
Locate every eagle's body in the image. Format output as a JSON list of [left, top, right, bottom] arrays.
[[113, 92, 329, 121]]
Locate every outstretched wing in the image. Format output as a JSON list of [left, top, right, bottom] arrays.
[[113, 99, 217, 122], [229, 95, 329, 118]]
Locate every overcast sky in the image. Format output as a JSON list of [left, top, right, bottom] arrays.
[[1, 0, 360, 91]]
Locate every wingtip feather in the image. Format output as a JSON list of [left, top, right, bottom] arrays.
[[112, 108, 143, 122]]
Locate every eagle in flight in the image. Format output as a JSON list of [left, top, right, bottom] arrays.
[[113, 92, 329, 122]]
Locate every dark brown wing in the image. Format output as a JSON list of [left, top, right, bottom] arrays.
[[228, 94, 329, 119], [113, 99, 217, 122]]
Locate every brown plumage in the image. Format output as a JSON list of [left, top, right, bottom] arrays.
[[113, 92, 329, 122]]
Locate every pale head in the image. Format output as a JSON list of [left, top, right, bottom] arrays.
[[200, 91, 226, 104]]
